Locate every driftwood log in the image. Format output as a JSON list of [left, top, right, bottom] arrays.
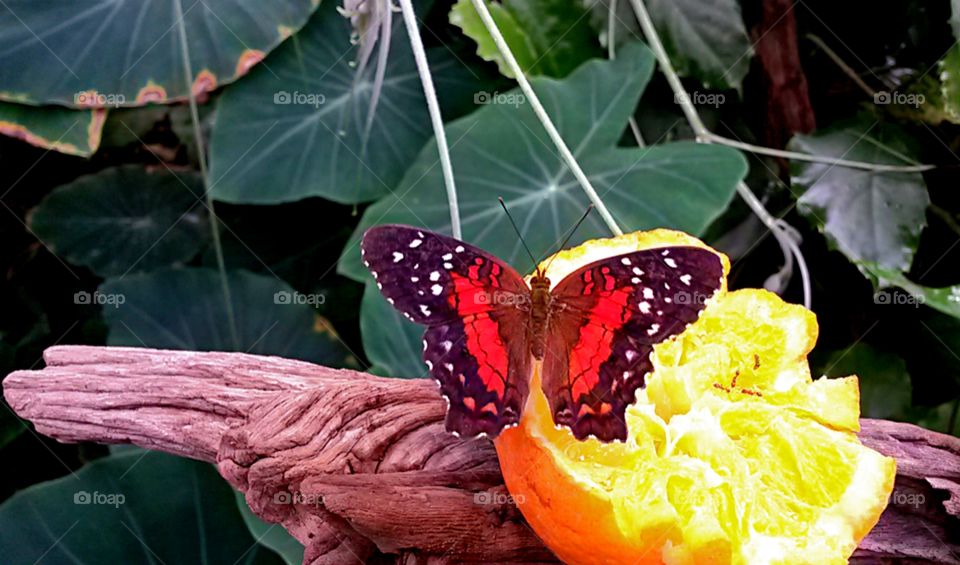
[[3, 346, 959, 564]]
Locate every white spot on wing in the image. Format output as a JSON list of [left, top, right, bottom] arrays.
[[387, 298, 395, 305], [442, 340, 452, 352], [393, 252, 404, 263], [625, 350, 637, 361], [632, 267, 644, 276], [680, 274, 692, 285], [442, 253, 453, 260], [647, 323, 660, 336], [420, 304, 432, 316], [455, 245, 465, 253], [431, 284, 443, 295], [621, 257, 631, 265], [410, 276, 419, 282], [444, 363, 454, 372], [443, 262, 453, 269], [643, 288, 654, 300], [430, 271, 440, 281], [638, 301, 651, 313], [664, 258, 677, 268], [409, 239, 422, 248]]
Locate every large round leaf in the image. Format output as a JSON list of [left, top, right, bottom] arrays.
[[29, 165, 208, 277], [338, 42, 748, 282], [0, 101, 104, 156], [789, 118, 930, 273], [0, 450, 283, 564], [101, 268, 356, 367], [0, 0, 317, 107], [208, 0, 490, 204]]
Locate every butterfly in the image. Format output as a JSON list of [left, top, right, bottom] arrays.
[[361, 225, 723, 442]]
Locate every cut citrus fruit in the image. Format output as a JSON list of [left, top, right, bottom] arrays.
[[495, 229, 896, 565]]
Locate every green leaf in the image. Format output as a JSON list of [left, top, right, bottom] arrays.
[[0, 451, 284, 564], [29, 166, 208, 277], [235, 491, 304, 565], [863, 265, 960, 321], [939, 44, 960, 124], [101, 268, 356, 367], [361, 281, 429, 378], [0, 0, 317, 107], [209, 0, 489, 204], [0, 101, 104, 156], [593, 0, 752, 90], [821, 343, 912, 421], [450, 0, 603, 78], [788, 118, 930, 273], [338, 43, 747, 282]]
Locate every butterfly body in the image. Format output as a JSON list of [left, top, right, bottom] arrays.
[[526, 272, 553, 359], [361, 225, 723, 442]]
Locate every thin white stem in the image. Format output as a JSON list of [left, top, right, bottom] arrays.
[[174, 0, 239, 348], [469, 0, 623, 236], [398, 0, 461, 238], [703, 131, 935, 172], [629, 0, 812, 308]]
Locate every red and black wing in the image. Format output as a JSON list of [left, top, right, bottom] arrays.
[[542, 246, 723, 441], [361, 225, 532, 438]]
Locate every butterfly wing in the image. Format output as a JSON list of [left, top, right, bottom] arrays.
[[361, 225, 532, 438], [542, 246, 724, 441]]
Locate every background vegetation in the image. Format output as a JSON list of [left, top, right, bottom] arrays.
[[0, 0, 958, 561]]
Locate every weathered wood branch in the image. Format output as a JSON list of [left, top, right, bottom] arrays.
[[4, 346, 959, 564]]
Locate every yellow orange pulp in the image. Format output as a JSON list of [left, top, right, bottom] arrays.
[[495, 229, 895, 565]]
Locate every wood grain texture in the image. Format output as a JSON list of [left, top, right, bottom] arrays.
[[4, 346, 959, 564]]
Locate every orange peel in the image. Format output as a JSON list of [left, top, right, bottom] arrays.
[[495, 229, 895, 565]]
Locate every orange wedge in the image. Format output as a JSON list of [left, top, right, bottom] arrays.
[[495, 229, 895, 565]]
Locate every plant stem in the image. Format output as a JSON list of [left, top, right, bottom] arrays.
[[628, 0, 812, 308], [398, 0, 461, 239], [804, 33, 880, 97], [703, 131, 936, 172], [174, 0, 239, 349], [469, 0, 623, 236]]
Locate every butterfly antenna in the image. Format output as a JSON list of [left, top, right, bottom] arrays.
[[498, 197, 539, 273], [541, 205, 594, 274]]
